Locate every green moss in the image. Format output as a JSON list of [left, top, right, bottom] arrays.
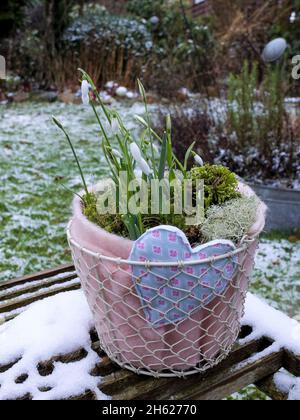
[[83, 192, 129, 237], [191, 164, 241, 211]]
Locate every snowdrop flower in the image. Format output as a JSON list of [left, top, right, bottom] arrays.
[[134, 169, 143, 179], [130, 142, 142, 163], [153, 143, 160, 155], [138, 158, 152, 176], [166, 114, 172, 133], [112, 149, 123, 159], [81, 80, 91, 105], [110, 118, 119, 135], [194, 154, 204, 166]]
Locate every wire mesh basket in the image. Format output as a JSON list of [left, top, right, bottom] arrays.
[[67, 219, 259, 378]]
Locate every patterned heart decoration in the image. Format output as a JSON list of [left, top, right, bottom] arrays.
[[129, 226, 239, 327]]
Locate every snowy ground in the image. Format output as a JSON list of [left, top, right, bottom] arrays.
[[0, 101, 299, 400], [252, 238, 300, 318]]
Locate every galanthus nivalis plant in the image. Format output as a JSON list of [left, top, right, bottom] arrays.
[[53, 70, 258, 245]]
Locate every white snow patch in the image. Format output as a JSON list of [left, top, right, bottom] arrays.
[[274, 371, 300, 400], [0, 290, 106, 400], [130, 102, 148, 115], [115, 86, 128, 98], [242, 293, 300, 356], [285, 97, 300, 104]]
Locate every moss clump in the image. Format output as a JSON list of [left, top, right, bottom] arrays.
[[201, 197, 259, 244], [191, 164, 241, 211], [83, 192, 129, 237]]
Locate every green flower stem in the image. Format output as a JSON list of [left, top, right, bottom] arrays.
[[90, 102, 111, 147], [149, 128, 185, 174], [137, 79, 157, 177], [52, 116, 89, 197]]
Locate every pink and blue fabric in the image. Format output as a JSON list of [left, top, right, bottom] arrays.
[[129, 226, 239, 327]]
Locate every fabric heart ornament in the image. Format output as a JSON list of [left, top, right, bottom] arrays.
[[129, 226, 239, 327]]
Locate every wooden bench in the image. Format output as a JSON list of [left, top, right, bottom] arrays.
[[0, 265, 299, 400]]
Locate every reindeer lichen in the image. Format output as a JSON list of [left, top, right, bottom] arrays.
[[201, 196, 259, 243]]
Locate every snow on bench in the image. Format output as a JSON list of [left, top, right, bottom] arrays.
[[0, 265, 299, 400]]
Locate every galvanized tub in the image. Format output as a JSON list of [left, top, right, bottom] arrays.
[[251, 184, 300, 232]]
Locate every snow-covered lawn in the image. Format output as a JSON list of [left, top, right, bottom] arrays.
[[252, 239, 300, 318], [0, 101, 147, 280]]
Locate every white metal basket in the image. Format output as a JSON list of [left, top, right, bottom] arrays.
[[67, 220, 258, 378]]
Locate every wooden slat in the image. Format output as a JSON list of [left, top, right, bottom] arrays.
[[99, 369, 146, 396], [66, 390, 97, 401], [16, 393, 33, 401], [98, 325, 263, 396], [0, 357, 22, 374], [256, 375, 288, 400], [1, 313, 21, 324], [283, 350, 300, 377], [0, 282, 81, 314], [91, 356, 120, 377], [0, 264, 75, 291], [100, 336, 273, 399], [37, 348, 89, 377], [0, 273, 78, 303], [149, 351, 283, 401]]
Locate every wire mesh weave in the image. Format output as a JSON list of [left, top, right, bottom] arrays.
[[67, 222, 258, 378]]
